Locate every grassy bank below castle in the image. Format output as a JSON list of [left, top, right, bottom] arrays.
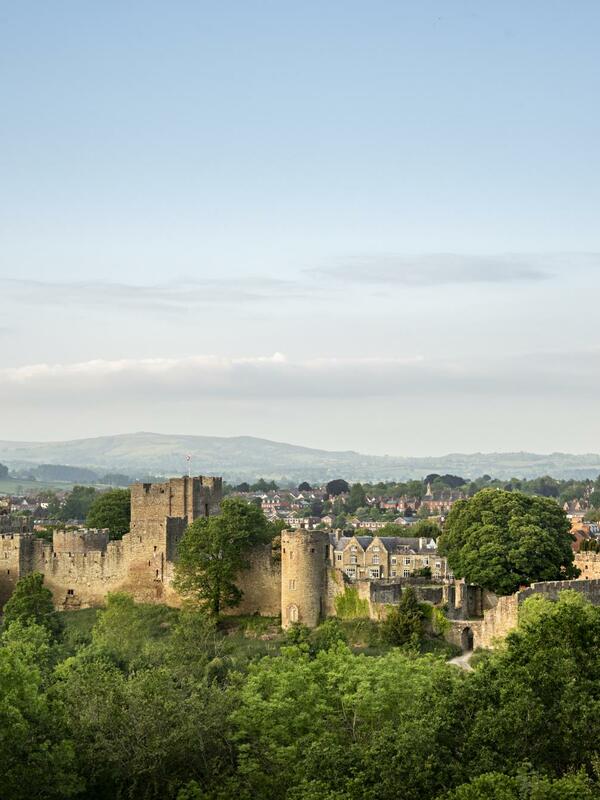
[[60, 602, 459, 663]]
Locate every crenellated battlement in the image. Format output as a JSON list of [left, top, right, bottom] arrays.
[[0, 475, 223, 610]]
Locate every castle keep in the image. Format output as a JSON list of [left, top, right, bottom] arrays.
[[0, 476, 222, 609]]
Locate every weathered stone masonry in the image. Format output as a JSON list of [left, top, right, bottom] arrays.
[[0, 476, 222, 609]]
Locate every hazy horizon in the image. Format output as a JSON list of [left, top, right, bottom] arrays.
[[2, 2, 600, 455]]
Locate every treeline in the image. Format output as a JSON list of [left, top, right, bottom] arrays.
[[3, 576, 600, 799], [7, 463, 133, 485], [361, 472, 600, 505]]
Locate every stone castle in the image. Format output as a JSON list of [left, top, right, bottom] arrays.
[[0, 476, 222, 609], [2, 475, 600, 652]]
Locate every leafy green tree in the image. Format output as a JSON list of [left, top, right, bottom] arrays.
[[346, 483, 367, 513], [55, 655, 230, 800], [438, 489, 577, 595], [3, 573, 63, 639], [410, 518, 442, 538], [326, 478, 350, 496], [440, 769, 598, 800], [0, 462, 8, 479], [91, 592, 177, 670], [60, 485, 97, 521], [174, 498, 273, 615], [86, 488, 131, 539], [231, 644, 464, 800], [0, 623, 81, 799], [380, 587, 424, 647]]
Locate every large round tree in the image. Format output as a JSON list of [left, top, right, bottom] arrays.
[[438, 488, 578, 595]]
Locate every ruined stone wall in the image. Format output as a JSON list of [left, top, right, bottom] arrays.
[[52, 529, 109, 554], [575, 553, 600, 580], [476, 578, 600, 649], [223, 545, 282, 617], [0, 532, 28, 606], [479, 594, 520, 649]]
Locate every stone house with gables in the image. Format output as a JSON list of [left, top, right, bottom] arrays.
[[331, 534, 452, 581]]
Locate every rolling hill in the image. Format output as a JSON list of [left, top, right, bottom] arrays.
[[1, 432, 600, 483]]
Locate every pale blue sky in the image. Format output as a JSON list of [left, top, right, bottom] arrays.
[[1, 2, 600, 454]]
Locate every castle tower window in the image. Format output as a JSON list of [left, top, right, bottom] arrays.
[[153, 545, 157, 552], [67, 589, 74, 596], [288, 604, 299, 623], [288, 579, 296, 591], [155, 569, 159, 578], [7, 569, 10, 575]]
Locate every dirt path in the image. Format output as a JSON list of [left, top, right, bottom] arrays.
[[449, 650, 473, 671]]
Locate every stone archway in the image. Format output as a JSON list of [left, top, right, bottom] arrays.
[[461, 626, 474, 652], [288, 604, 299, 623]]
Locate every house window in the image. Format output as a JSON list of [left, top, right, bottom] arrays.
[[372, 546, 380, 552], [369, 567, 380, 579], [391, 556, 397, 564], [351, 546, 357, 552], [350, 554, 357, 564], [423, 558, 429, 566], [336, 554, 342, 561], [436, 561, 441, 568], [391, 569, 397, 577], [372, 554, 380, 565], [345, 567, 356, 578], [405, 557, 411, 565], [403, 569, 410, 577]]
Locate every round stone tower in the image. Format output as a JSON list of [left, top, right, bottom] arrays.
[[281, 528, 329, 628]]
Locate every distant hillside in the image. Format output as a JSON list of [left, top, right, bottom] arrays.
[[2, 432, 600, 483]]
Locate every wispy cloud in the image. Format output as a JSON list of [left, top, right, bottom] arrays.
[[312, 253, 558, 286], [2, 252, 594, 315], [2, 275, 308, 313]]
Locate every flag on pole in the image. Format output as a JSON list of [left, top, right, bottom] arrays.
[[186, 454, 192, 477]]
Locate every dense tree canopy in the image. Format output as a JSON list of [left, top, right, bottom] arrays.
[[3, 572, 600, 799], [3, 573, 63, 639], [438, 489, 577, 594], [86, 488, 131, 539], [60, 486, 98, 522], [346, 482, 367, 512]]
